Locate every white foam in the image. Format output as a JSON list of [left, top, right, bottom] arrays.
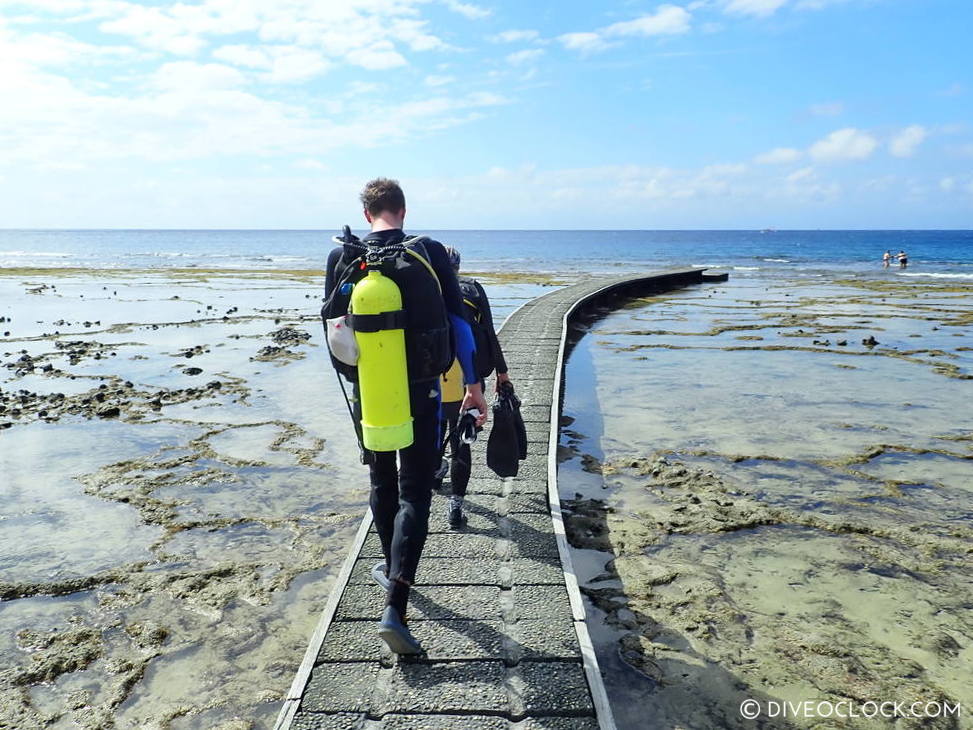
[[733, 266, 761, 271], [0, 250, 71, 257], [898, 271, 973, 280], [762, 258, 790, 263]]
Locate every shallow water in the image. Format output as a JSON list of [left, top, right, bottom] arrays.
[[559, 274, 973, 729], [0, 265, 543, 728]]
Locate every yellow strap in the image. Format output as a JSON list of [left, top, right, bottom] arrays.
[[402, 243, 442, 294], [462, 298, 482, 322]]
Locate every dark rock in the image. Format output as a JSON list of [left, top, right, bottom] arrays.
[[862, 336, 879, 347], [185, 367, 203, 376], [836, 340, 847, 346], [97, 406, 120, 418]]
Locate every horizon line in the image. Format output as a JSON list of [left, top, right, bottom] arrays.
[[2, 228, 972, 233]]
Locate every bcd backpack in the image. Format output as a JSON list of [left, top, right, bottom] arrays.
[[322, 230, 453, 383], [458, 276, 495, 380]]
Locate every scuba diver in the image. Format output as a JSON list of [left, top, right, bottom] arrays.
[[322, 178, 487, 654], [437, 246, 512, 528]]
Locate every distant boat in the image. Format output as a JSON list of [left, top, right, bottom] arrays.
[[760, 228, 778, 234]]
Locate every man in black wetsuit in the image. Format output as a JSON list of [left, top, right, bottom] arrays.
[[324, 178, 487, 654], [439, 246, 512, 527]]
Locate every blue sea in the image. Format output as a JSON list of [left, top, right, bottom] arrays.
[[2, 229, 973, 280]]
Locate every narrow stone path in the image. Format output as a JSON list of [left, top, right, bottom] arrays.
[[276, 268, 707, 730]]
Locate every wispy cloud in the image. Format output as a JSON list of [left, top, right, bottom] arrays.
[[558, 4, 691, 55], [489, 29, 539, 43], [506, 48, 543, 65], [442, 0, 491, 20], [723, 0, 788, 17]]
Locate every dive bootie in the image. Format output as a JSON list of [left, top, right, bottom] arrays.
[[448, 496, 466, 528], [378, 606, 424, 655], [371, 562, 390, 590]]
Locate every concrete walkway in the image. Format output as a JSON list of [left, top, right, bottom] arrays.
[[275, 268, 707, 730]]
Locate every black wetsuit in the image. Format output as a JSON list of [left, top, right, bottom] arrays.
[[442, 276, 508, 498], [325, 229, 473, 594], [461, 276, 507, 377]]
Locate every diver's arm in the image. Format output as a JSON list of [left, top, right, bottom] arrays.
[[324, 247, 341, 297]]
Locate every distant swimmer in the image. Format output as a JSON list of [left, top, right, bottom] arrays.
[[897, 250, 908, 269], [882, 250, 891, 268]]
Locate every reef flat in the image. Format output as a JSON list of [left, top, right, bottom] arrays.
[[0, 265, 541, 728], [559, 274, 973, 729]]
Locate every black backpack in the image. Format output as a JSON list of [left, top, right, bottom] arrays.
[[322, 230, 453, 383], [458, 277, 495, 381]]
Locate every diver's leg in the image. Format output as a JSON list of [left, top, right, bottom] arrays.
[[386, 381, 440, 614], [450, 439, 471, 498], [368, 451, 398, 570]]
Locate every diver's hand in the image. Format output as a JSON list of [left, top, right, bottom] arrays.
[[462, 383, 488, 426], [495, 372, 511, 392]]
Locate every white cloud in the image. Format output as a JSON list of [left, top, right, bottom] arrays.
[[786, 167, 814, 182], [424, 74, 454, 86], [346, 43, 407, 70], [442, 0, 490, 20], [152, 61, 246, 91], [559, 4, 691, 55], [809, 101, 843, 116], [211, 44, 331, 82], [212, 44, 268, 68], [755, 147, 802, 164], [604, 5, 692, 37], [489, 29, 539, 43], [557, 32, 613, 55], [389, 18, 447, 52], [888, 125, 927, 158], [506, 48, 543, 66], [81, 0, 455, 70], [724, 0, 789, 17], [939, 177, 955, 192], [99, 4, 208, 55], [808, 127, 877, 161]]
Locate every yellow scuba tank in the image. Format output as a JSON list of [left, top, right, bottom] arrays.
[[351, 269, 413, 451], [440, 358, 464, 404]]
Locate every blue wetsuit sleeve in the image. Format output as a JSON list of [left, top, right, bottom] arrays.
[[448, 311, 478, 385], [426, 240, 479, 386]]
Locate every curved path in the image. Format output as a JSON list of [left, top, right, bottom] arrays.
[[276, 267, 708, 730]]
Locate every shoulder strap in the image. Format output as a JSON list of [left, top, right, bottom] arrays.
[[400, 235, 442, 294]]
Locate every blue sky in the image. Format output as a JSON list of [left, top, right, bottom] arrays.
[[0, 0, 970, 228]]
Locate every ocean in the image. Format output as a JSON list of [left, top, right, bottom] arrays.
[[2, 229, 973, 279]]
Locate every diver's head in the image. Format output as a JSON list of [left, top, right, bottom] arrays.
[[444, 246, 461, 273], [361, 178, 406, 230]]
